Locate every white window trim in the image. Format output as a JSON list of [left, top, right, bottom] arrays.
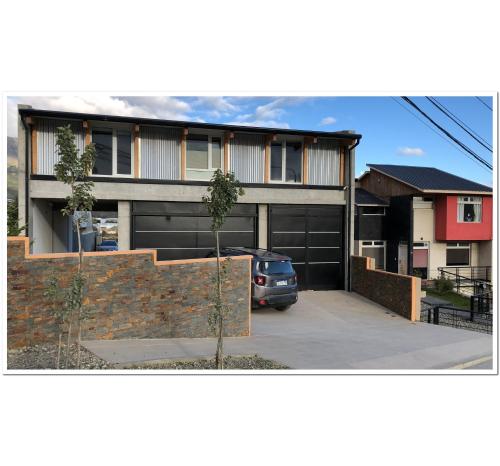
[[457, 196, 482, 223], [186, 135, 223, 181], [270, 140, 303, 184], [91, 127, 134, 178]]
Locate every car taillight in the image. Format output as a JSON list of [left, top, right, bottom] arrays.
[[255, 275, 266, 286]]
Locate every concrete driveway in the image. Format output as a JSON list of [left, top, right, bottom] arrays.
[[83, 291, 493, 370]]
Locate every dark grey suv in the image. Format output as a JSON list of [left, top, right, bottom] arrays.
[[208, 247, 298, 311]]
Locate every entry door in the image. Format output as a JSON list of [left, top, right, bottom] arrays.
[[269, 205, 344, 290], [398, 242, 408, 275]]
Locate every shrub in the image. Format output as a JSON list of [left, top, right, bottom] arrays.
[[435, 278, 454, 294]]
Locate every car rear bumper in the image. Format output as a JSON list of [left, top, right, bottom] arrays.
[[252, 291, 298, 308]]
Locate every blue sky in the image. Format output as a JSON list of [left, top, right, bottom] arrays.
[[7, 95, 493, 186]]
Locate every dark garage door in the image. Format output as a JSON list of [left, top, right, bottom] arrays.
[[269, 205, 344, 290], [132, 201, 257, 260]]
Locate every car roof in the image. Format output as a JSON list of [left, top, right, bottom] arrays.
[[222, 247, 292, 262]]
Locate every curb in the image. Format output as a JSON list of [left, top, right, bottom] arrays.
[[447, 355, 493, 370]]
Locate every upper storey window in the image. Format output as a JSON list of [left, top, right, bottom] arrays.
[[92, 128, 132, 176], [457, 196, 482, 223], [186, 135, 222, 180], [270, 141, 302, 183]]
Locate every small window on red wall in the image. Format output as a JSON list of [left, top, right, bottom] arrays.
[[457, 196, 482, 223]]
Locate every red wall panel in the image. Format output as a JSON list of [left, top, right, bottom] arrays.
[[434, 195, 492, 241]]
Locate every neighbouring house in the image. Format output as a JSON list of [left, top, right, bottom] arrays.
[[354, 188, 389, 270], [357, 164, 493, 280], [16, 106, 362, 291]]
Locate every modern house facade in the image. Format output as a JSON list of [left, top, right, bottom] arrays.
[[17, 106, 361, 291], [357, 164, 493, 279]]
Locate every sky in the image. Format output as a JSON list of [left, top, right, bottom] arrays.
[[6, 95, 494, 186]]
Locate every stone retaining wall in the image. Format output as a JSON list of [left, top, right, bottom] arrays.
[[7, 237, 251, 349], [351, 255, 421, 321]]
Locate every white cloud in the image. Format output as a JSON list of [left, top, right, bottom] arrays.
[[319, 116, 337, 126], [397, 146, 425, 156], [227, 97, 304, 130], [7, 95, 193, 137], [192, 97, 240, 119]]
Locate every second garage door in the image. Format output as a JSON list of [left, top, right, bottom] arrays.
[[132, 201, 257, 260], [269, 205, 344, 290]]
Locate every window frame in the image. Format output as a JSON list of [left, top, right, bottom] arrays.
[[185, 134, 223, 181], [269, 140, 303, 184], [361, 206, 386, 216], [361, 240, 386, 270], [91, 125, 134, 178], [446, 242, 471, 266], [457, 196, 482, 223]]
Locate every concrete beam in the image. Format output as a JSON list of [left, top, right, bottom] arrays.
[[30, 180, 348, 205]]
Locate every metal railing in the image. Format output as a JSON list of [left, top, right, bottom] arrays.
[[470, 292, 493, 313], [420, 304, 492, 334], [438, 268, 492, 295], [438, 266, 491, 282]]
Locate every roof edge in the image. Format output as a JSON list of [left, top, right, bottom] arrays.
[[19, 108, 362, 140]]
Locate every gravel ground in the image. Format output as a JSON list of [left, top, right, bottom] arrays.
[[7, 345, 289, 370], [124, 355, 290, 370], [7, 344, 112, 370]]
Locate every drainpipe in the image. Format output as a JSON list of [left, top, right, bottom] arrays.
[[21, 116, 30, 237], [346, 137, 361, 291]]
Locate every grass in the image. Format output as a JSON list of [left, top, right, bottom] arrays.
[[424, 288, 470, 309]]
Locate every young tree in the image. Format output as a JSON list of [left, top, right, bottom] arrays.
[[7, 198, 26, 236], [54, 125, 96, 368], [202, 169, 244, 369]]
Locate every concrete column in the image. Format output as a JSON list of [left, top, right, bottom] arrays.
[[32, 199, 53, 253], [258, 204, 268, 249], [17, 105, 30, 234], [118, 201, 131, 250]]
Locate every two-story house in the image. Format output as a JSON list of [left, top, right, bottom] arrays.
[[16, 106, 361, 291], [357, 164, 493, 279]]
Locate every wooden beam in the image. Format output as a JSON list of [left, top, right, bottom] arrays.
[[133, 125, 140, 178], [264, 134, 275, 183], [31, 124, 37, 174], [180, 131, 187, 180], [339, 144, 345, 185], [303, 140, 308, 185], [224, 132, 233, 175], [84, 121, 91, 146]]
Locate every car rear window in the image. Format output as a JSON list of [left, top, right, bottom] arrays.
[[259, 260, 294, 274]]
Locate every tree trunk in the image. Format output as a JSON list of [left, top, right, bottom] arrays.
[[215, 230, 224, 369], [75, 215, 83, 369], [65, 321, 72, 368], [56, 332, 62, 369]]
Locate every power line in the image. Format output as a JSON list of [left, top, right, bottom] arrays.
[[425, 96, 492, 152], [475, 96, 492, 111], [432, 97, 492, 150], [390, 97, 492, 174], [401, 96, 492, 170]]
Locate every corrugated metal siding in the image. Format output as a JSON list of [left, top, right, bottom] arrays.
[[36, 118, 84, 175], [140, 126, 181, 180], [229, 134, 265, 183], [308, 140, 340, 185]]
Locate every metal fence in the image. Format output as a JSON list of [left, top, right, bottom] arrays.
[[420, 304, 492, 334]]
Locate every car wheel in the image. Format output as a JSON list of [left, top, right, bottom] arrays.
[[274, 305, 290, 311]]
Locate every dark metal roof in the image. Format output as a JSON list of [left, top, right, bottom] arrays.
[[355, 188, 388, 206], [367, 164, 492, 193], [19, 108, 362, 140]]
